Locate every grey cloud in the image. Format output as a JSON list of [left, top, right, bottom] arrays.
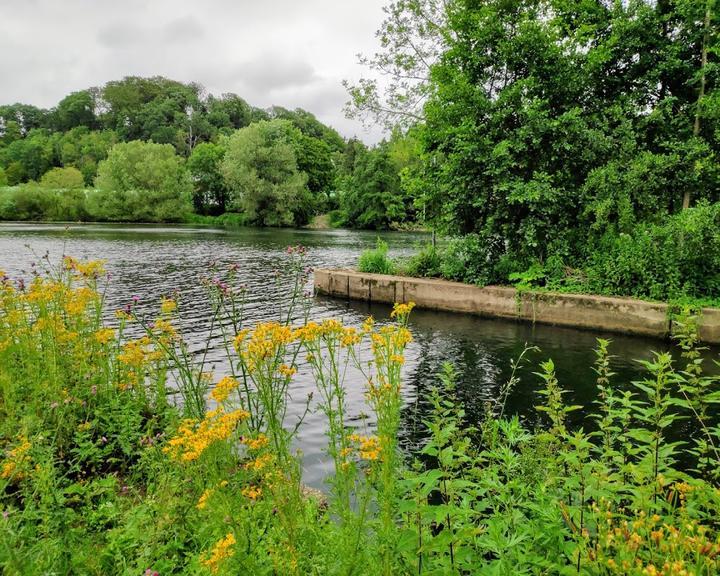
[[162, 16, 205, 43], [97, 23, 149, 48], [239, 55, 319, 93]]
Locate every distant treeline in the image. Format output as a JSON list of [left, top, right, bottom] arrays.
[[0, 76, 419, 228]]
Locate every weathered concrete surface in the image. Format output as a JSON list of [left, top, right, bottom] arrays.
[[314, 269, 717, 342], [697, 308, 720, 344]]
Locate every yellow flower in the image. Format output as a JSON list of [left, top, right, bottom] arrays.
[[115, 309, 133, 321], [153, 318, 177, 341], [278, 364, 297, 378], [210, 376, 237, 404], [63, 257, 106, 279], [164, 408, 250, 462], [390, 301, 415, 319], [349, 434, 381, 461], [361, 316, 375, 333], [243, 434, 269, 451], [1, 435, 31, 480], [202, 533, 236, 573], [94, 328, 115, 345], [242, 485, 262, 500], [340, 327, 361, 347], [245, 453, 274, 472], [160, 297, 177, 315], [197, 488, 214, 510]]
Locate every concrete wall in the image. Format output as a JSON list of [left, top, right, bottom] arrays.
[[314, 269, 720, 344]]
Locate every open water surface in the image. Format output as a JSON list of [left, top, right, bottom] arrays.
[[1, 222, 715, 486]]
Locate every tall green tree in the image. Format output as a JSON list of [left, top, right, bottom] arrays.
[[221, 120, 311, 226], [341, 143, 405, 229], [353, 0, 719, 279], [53, 89, 99, 131], [93, 140, 192, 222], [187, 142, 228, 214]]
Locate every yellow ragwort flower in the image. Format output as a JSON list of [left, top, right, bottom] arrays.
[[202, 533, 236, 573]]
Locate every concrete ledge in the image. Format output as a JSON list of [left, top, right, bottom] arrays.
[[314, 269, 720, 344]]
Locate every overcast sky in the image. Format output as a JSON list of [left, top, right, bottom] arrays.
[[0, 0, 389, 142]]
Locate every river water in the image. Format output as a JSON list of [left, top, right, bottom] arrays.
[[0, 223, 712, 486]]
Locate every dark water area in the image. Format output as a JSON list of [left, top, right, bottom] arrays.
[[0, 223, 717, 486]]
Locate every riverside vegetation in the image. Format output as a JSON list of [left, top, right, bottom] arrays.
[[0, 77, 415, 229], [2, 0, 719, 304], [1, 253, 720, 575]]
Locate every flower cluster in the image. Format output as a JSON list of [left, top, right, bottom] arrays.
[[62, 256, 106, 279], [234, 322, 294, 373], [241, 485, 262, 500], [349, 434, 381, 461], [164, 408, 249, 462], [0, 435, 31, 481], [160, 296, 177, 315], [202, 533, 236, 573], [242, 434, 269, 451], [210, 375, 238, 404], [196, 480, 229, 510], [117, 336, 163, 369], [592, 500, 720, 575], [390, 301, 415, 320]]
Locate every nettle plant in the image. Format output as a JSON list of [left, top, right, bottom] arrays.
[[1, 250, 720, 575]]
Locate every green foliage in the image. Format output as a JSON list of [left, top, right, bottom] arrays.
[[184, 211, 248, 228], [0, 75, 420, 229], [350, 0, 720, 299], [398, 242, 443, 277], [221, 120, 312, 227], [439, 233, 498, 285], [39, 167, 85, 190], [187, 142, 228, 215], [93, 141, 192, 222], [340, 143, 407, 230], [56, 128, 117, 185], [358, 239, 396, 275], [0, 167, 6, 187], [0, 184, 87, 221], [52, 89, 99, 132], [586, 203, 720, 300]]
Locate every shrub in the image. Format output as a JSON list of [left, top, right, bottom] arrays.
[[2, 256, 720, 574], [399, 242, 443, 277], [358, 239, 395, 274], [440, 233, 496, 285], [586, 203, 720, 300], [39, 167, 85, 190]]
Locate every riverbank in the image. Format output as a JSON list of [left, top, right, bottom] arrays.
[[315, 268, 720, 343]]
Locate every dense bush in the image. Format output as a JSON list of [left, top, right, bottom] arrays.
[[0, 185, 87, 221], [39, 167, 85, 190], [358, 239, 396, 274], [586, 203, 720, 301], [439, 233, 503, 285], [398, 242, 443, 278]]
